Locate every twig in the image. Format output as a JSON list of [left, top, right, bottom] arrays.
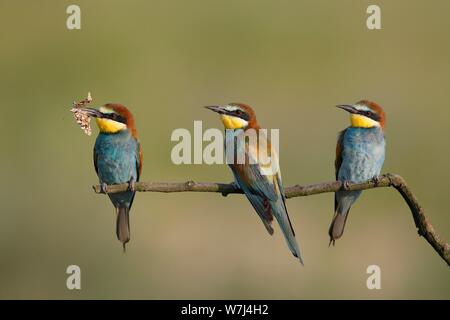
[[92, 173, 450, 266]]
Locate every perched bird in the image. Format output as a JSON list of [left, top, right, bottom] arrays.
[[330, 100, 386, 245], [205, 103, 303, 263], [82, 104, 142, 250]]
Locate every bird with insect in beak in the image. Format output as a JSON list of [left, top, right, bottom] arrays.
[[205, 103, 303, 264], [81, 104, 143, 251], [330, 100, 386, 245]]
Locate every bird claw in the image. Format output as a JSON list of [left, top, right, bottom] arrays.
[[230, 181, 241, 190], [341, 181, 351, 191], [328, 239, 335, 247], [221, 181, 240, 197], [100, 182, 108, 194], [128, 178, 136, 192], [371, 176, 381, 186]]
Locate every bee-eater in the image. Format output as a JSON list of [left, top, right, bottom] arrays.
[[81, 104, 143, 250], [205, 103, 303, 264], [330, 100, 386, 245]]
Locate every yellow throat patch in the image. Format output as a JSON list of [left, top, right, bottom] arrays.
[[220, 115, 248, 129], [350, 114, 380, 128], [95, 118, 127, 133]]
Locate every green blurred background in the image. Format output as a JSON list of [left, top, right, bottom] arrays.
[[0, 0, 449, 299]]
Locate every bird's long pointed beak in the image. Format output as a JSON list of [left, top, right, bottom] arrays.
[[336, 104, 358, 114], [80, 107, 103, 118], [204, 105, 226, 115]]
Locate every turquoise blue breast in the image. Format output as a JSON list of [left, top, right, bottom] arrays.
[[94, 129, 139, 207], [338, 127, 385, 183]]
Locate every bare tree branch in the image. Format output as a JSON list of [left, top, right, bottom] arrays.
[[92, 173, 450, 267]]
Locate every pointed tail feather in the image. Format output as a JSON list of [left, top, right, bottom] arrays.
[[330, 190, 361, 244], [271, 199, 303, 265], [261, 219, 275, 235], [329, 208, 350, 243], [116, 206, 130, 250], [245, 193, 274, 235]]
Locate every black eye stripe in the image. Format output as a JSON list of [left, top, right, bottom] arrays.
[[360, 110, 380, 121], [104, 113, 127, 124], [231, 110, 249, 121]]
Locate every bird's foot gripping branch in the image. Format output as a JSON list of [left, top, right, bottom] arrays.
[[93, 173, 450, 267]]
